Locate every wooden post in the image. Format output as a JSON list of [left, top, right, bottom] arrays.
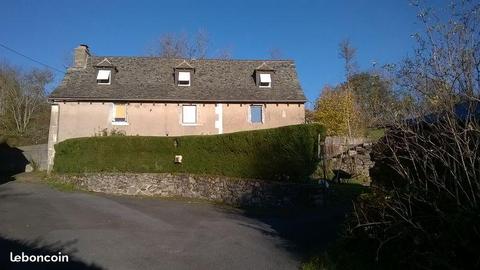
[[318, 134, 327, 180], [318, 134, 322, 159]]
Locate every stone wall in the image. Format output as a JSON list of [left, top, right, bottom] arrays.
[[319, 137, 374, 184], [56, 173, 324, 207], [329, 142, 374, 182], [323, 136, 368, 158]]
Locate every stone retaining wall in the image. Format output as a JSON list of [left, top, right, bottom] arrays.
[[56, 173, 324, 207], [320, 137, 374, 184], [330, 142, 374, 182]]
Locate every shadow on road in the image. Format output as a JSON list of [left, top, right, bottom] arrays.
[[217, 203, 353, 261], [0, 186, 32, 200], [0, 142, 29, 185], [0, 235, 103, 270]]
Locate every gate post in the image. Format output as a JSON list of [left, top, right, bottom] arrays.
[[47, 104, 59, 173]]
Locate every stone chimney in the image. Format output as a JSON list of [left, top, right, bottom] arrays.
[[74, 44, 90, 68]]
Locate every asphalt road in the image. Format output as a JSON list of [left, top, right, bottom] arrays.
[[0, 180, 346, 270]]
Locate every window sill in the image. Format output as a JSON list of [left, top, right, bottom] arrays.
[[112, 121, 129, 126], [181, 123, 199, 126]]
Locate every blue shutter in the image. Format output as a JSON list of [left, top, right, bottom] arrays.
[[250, 106, 262, 123]]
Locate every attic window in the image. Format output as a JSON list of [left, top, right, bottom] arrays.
[[259, 73, 271, 88], [97, 70, 111, 85], [178, 71, 191, 86]]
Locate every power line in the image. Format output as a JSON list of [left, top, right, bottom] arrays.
[[0, 42, 65, 74]]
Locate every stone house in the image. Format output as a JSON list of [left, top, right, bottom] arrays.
[[47, 44, 306, 170]]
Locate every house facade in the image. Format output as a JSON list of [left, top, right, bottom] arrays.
[[47, 45, 306, 170]]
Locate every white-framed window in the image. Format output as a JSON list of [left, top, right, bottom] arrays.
[[112, 103, 128, 125], [182, 105, 197, 124], [250, 105, 263, 123], [259, 73, 271, 88], [97, 70, 111, 85], [178, 71, 191, 86]]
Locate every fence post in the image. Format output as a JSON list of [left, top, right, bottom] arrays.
[[318, 134, 321, 159], [318, 134, 327, 180]]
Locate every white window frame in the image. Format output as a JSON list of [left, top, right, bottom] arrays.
[[249, 105, 264, 124], [97, 70, 111, 85], [178, 71, 191, 86], [259, 73, 271, 88], [182, 105, 197, 125], [112, 103, 128, 125]]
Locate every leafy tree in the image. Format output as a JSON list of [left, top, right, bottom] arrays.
[[314, 40, 365, 136], [304, 108, 315, 124], [348, 72, 396, 127], [314, 85, 363, 136], [338, 39, 360, 137]]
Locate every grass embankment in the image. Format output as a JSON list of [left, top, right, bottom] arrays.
[[365, 128, 385, 141], [54, 124, 325, 182], [13, 172, 78, 192]]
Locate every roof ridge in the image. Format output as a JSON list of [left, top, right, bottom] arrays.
[[91, 56, 295, 62]]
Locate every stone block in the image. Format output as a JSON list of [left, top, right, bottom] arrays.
[[25, 164, 34, 173]]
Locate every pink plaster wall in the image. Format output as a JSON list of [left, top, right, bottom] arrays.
[[55, 102, 305, 142]]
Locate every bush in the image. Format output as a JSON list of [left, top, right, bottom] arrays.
[[319, 122, 480, 270], [54, 124, 325, 181]]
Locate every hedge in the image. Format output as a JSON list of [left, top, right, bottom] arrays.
[[54, 124, 325, 181]]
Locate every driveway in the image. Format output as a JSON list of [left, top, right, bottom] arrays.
[[0, 179, 347, 270]]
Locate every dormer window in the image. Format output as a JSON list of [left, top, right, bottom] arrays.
[[259, 73, 271, 88], [175, 60, 194, 87], [97, 70, 111, 85], [178, 71, 191, 86], [255, 62, 274, 88]]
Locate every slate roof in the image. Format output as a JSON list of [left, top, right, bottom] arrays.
[[49, 56, 306, 103]]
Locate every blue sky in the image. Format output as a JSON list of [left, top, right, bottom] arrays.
[[1, 0, 424, 105]]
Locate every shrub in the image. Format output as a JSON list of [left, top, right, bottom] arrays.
[[322, 121, 480, 270], [54, 124, 325, 181]]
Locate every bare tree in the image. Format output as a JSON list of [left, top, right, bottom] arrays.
[[188, 29, 209, 59], [61, 50, 74, 69], [0, 64, 52, 134], [339, 39, 357, 79], [153, 32, 189, 58], [150, 30, 233, 60], [338, 39, 358, 137], [344, 2, 480, 268], [0, 63, 20, 130], [215, 47, 233, 60], [269, 48, 283, 60]]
